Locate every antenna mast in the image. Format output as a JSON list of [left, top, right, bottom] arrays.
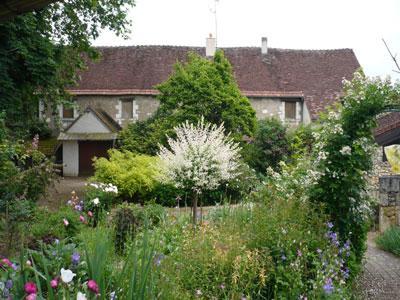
[[210, 0, 219, 46]]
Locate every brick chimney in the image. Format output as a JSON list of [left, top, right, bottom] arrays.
[[206, 33, 216, 57], [261, 37, 268, 55]]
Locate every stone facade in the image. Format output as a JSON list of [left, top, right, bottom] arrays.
[[44, 95, 310, 133]]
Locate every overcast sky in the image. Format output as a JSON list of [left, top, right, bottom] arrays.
[[93, 0, 400, 80]]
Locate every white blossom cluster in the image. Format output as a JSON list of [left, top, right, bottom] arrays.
[[339, 146, 352, 156], [158, 118, 240, 194], [89, 182, 118, 194]]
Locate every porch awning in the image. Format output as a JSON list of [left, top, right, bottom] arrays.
[[58, 132, 118, 141]]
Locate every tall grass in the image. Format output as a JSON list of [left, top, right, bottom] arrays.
[[376, 226, 400, 256]]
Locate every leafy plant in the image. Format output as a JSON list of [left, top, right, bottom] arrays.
[[243, 117, 290, 174], [92, 150, 160, 201], [376, 226, 400, 256]]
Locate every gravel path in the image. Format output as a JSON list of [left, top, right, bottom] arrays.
[[38, 176, 88, 210], [357, 232, 400, 299]]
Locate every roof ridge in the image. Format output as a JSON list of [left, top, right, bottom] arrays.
[[93, 45, 354, 52]]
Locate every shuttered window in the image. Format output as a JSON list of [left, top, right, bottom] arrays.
[[285, 101, 296, 120], [121, 99, 133, 119], [62, 105, 74, 119]]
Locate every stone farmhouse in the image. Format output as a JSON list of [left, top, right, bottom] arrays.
[[45, 37, 361, 176]]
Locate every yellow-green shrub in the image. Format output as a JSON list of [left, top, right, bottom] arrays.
[[92, 150, 159, 200]]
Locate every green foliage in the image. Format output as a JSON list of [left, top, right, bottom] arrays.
[[243, 118, 290, 174], [0, 0, 134, 135], [288, 123, 315, 162], [92, 150, 159, 201], [29, 206, 84, 244], [376, 226, 400, 256], [309, 72, 400, 277], [0, 113, 55, 253], [113, 202, 166, 253], [120, 50, 257, 155]]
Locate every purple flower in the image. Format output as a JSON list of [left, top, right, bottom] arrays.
[[2, 288, 10, 298], [323, 278, 334, 294], [5, 279, 13, 289], [110, 291, 116, 300], [71, 252, 80, 265], [281, 254, 287, 261], [327, 222, 334, 229], [297, 249, 302, 257], [154, 254, 165, 266], [74, 204, 82, 211], [341, 267, 350, 279]]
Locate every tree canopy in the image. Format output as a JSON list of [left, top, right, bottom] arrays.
[[120, 50, 257, 154], [0, 0, 134, 136]]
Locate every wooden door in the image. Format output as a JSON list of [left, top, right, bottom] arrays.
[[79, 141, 112, 176]]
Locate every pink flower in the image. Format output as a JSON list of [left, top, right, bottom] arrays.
[[87, 279, 99, 294], [26, 293, 37, 300], [88, 211, 93, 218], [79, 215, 85, 223], [63, 218, 69, 226], [1, 258, 13, 268], [24, 282, 37, 294], [50, 279, 58, 289]]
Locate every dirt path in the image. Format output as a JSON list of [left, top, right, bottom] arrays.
[[38, 176, 87, 210], [357, 232, 400, 299]]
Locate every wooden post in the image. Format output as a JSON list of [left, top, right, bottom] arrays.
[[193, 192, 198, 225]]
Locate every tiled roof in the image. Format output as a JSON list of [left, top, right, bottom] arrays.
[[375, 112, 400, 136], [69, 45, 360, 119]]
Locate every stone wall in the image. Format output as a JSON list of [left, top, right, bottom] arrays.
[[44, 95, 311, 132], [379, 175, 400, 232]]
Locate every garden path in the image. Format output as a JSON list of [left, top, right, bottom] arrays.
[[38, 176, 87, 210], [357, 232, 400, 299]]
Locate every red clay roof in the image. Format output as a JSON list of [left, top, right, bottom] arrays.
[[69, 46, 360, 119]]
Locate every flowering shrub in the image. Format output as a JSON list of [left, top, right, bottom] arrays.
[[158, 118, 240, 223], [309, 72, 400, 276]]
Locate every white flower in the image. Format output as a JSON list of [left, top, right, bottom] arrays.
[[61, 268, 76, 283], [157, 117, 240, 193], [340, 146, 352, 156], [92, 198, 100, 206], [77, 292, 87, 300]]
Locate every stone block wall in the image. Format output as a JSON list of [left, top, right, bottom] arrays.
[[379, 175, 400, 232]]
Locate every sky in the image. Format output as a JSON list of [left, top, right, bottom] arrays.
[[93, 0, 400, 81]]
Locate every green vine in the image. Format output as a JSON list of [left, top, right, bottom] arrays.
[[309, 71, 400, 276]]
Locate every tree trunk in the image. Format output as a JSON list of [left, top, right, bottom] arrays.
[[192, 192, 198, 225]]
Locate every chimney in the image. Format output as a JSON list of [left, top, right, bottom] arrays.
[[261, 37, 268, 55], [206, 33, 216, 57]]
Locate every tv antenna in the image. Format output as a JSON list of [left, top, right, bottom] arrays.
[[210, 0, 219, 46]]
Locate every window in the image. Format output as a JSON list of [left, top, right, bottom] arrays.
[[62, 105, 74, 119], [121, 99, 133, 119], [285, 101, 296, 120]]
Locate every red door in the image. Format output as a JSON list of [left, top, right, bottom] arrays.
[[79, 141, 113, 176]]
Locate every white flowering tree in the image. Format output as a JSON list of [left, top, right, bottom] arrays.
[[158, 118, 240, 224]]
